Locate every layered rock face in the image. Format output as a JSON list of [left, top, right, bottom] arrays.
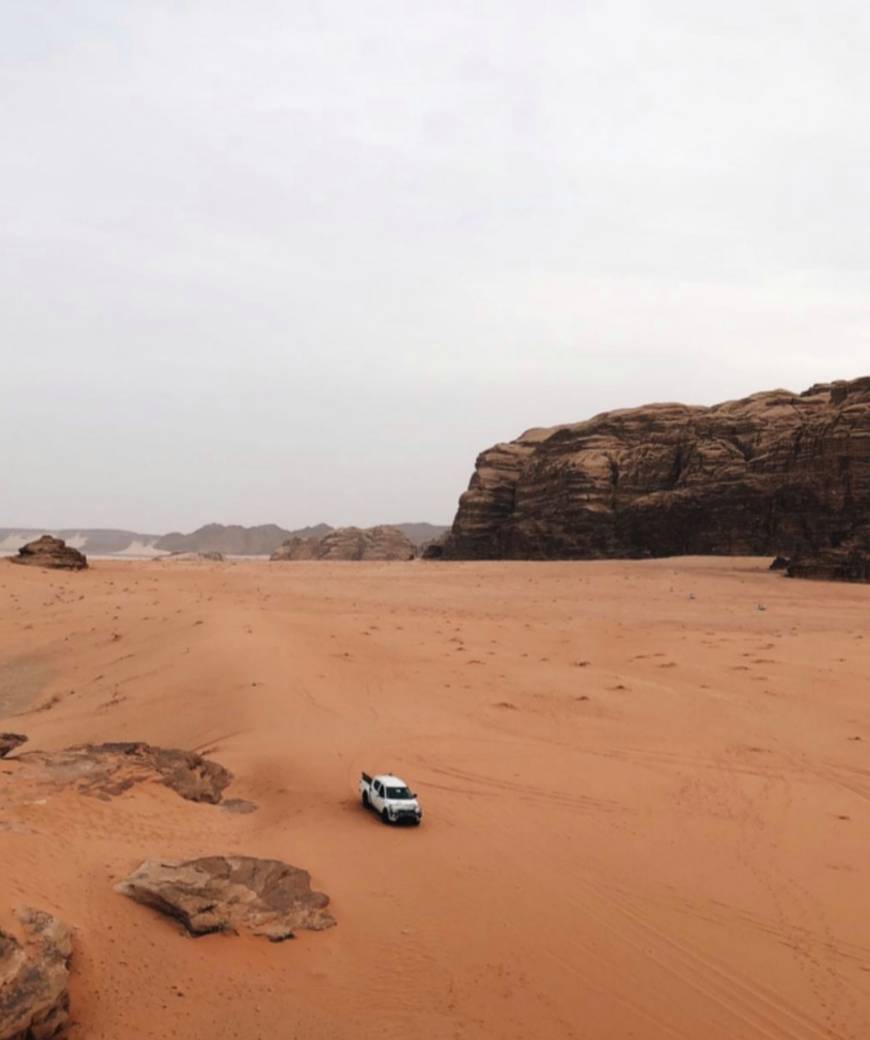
[[444, 378, 870, 566], [271, 526, 415, 561], [9, 535, 87, 570]]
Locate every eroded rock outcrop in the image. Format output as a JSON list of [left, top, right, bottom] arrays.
[[0, 908, 72, 1040], [271, 525, 415, 561], [270, 535, 318, 561], [17, 742, 232, 804], [116, 856, 335, 940], [443, 377, 870, 574], [786, 531, 870, 582], [9, 536, 87, 571]]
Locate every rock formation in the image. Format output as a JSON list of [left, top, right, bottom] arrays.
[[271, 525, 416, 561], [116, 856, 335, 940], [159, 551, 225, 562], [0, 734, 27, 759], [442, 377, 870, 575], [786, 531, 870, 582], [9, 535, 87, 571], [17, 742, 232, 804], [0, 907, 72, 1040], [269, 535, 318, 561]]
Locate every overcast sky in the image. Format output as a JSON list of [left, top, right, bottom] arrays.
[[3, 1, 869, 532]]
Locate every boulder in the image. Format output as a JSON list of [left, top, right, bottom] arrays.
[[0, 908, 72, 1040], [442, 377, 870, 578], [0, 734, 27, 759], [19, 742, 232, 803], [769, 556, 790, 571], [9, 536, 87, 571], [116, 856, 335, 940]]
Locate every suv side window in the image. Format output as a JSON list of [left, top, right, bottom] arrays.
[[374, 781, 382, 796]]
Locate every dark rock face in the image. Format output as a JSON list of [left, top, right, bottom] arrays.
[[0, 907, 72, 1040], [116, 856, 335, 940], [19, 742, 232, 804], [271, 525, 415, 561], [9, 536, 87, 571], [0, 734, 27, 759], [421, 538, 446, 559], [786, 534, 870, 582], [443, 378, 870, 573]]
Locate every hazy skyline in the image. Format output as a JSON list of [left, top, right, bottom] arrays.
[[4, 1, 869, 531]]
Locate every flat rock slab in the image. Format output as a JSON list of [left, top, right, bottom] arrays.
[[0, 907, 72, 1040], [116, 856, 335, 940], [17, 741, 232, 803]]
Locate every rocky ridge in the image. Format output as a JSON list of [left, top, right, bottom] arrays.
[[442, 377, 870, 576], [271, 525, 416, 561]]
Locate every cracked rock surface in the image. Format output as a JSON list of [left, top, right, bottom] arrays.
[[0, 907, 72, 1040], [14, 742, 232, 804], [116, 856, 335, 940]]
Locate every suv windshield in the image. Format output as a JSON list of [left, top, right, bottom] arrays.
[[385, 786, 413, 800]]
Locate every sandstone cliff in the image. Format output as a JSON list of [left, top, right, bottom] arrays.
[[443, 377, 870, 568]]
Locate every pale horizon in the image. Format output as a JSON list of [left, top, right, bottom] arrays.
[[4, 2, 870, 530]]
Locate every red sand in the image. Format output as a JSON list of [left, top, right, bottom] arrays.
[[1, 557, 868, 1038]]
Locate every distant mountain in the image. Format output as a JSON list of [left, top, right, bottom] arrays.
[[392, 522, 450, 545], [1, 521, 450, 558], [0, 528, 160, 556], [155, 523, 292, 556], [156, 522, 447, 555], [284, 523, 333, 541]]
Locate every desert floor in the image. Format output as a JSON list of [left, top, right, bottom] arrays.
[[1, 557, 869, 1039]]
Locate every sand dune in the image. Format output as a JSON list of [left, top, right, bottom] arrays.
[[1, 557, 868, 1038]]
